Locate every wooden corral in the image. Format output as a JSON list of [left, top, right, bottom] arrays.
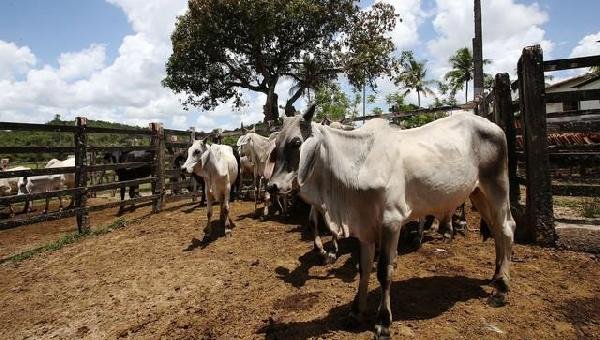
[[0, 121, 247, 233], [476, 45, 600, 251]]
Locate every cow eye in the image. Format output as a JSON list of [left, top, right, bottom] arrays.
[[291, 138, 302, 148], [193, 149, 200, 156]]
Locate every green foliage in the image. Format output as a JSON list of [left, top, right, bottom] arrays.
[[385, 91, 418, 112], [0, 114, 149, 163], [399, 112, 447, 129], [371, 107, 383, 116], [393, 51, 435, 107], [163, 0, 398, 120], [590, 65, 600, 74], [314, 82, 356, 121], [444, 47, 491, 103]]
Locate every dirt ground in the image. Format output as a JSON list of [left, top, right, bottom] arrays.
[[0, 200, 598, 339]]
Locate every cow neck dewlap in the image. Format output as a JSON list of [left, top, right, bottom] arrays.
[[306, 125, 378, 238]]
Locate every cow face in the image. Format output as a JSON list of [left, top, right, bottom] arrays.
[[265, 104, 318, 194], [181, 139, 208, 174]]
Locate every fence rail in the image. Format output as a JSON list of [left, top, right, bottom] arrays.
[[476, 45, 600, 246], [0, 119, 218, 232]]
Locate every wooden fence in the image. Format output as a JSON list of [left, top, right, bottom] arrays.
[[476, 45, 600, 246], [0, 120, 245, 233]]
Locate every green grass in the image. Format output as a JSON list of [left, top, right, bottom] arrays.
[[582, 198, 600, 219], [0, 217, 130, 265], [554, 196, 600, 219]]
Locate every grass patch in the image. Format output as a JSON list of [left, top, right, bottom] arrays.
[[0, 217, 129, 265], [582, 198, 600, 219], [554, 196, 600, 219]]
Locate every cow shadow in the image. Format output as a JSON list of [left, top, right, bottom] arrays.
[[257, 275, 489, 339], [183, 220, 229, 251], [274, 238, 359, 288]]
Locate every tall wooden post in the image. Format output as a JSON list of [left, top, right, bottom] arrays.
[[473, 0, 484, 99], [188, 127, 198, 202], [518, 45, 556, 246], [150, 122, 165, 213], [493, 73, 519, 208], [74, 117, 89, 233]]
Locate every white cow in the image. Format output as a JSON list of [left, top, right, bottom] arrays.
[[181, 140, 238, 236], [266, 105, 516, 339], [19, 156, 76, 213], [236, 131, 278, 218], [0, 166, 30, 217]]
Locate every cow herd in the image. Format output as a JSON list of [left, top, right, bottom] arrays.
[[1, 106, 516, 339], [177, 105, 516, 339]]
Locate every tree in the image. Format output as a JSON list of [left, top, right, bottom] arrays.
[[591, 65, 600, 74], [385, 91, 417, 112], [163, 0, 399, 122], [444, 47, 491, 103], [314, 82, 352, 121], [394, 51, 435, 107]]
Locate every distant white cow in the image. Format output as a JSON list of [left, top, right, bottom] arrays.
[[181, 140, 238, 236], [236, 131, 278, 218], [19, 156, 76, 213], [0, 166, 30, 217], [266, 105, 516, 339]]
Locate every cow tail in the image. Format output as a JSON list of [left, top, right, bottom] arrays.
[[480, 218, 492, 242]]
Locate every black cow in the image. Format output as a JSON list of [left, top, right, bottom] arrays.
[[104, 150, 153, 214]]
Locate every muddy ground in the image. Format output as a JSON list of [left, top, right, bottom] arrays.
[[0, 200, 598, 339]]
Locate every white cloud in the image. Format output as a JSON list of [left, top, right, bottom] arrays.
[[427, 0, 552, 86], [376, 0, 424, 51], [57, 44, 106, 80], [0, 40, 36, 80], [570, 32, 600, 58]]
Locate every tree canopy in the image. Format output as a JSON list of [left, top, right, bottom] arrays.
[[444, 47, 491, 103], [314, 82, 360, 121], [163, 0, 399, 122], [393, 51, 435, 108]]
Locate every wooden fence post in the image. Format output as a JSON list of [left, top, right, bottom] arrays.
[[493, 73, 520, 208], [74, 117, 90, 233], [150, 122, 165, 213], [518, 45, 556, 246], [188, 127, 198, 202]]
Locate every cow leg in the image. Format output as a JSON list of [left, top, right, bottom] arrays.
[[253, 176, 260, 217], [470, 185, 515, 305], [58, 195, 64, 211], [310, 207, 335, 264], [44, 196, 50, 214], [205, 189, 213, 237], [129, 186, 137, 211], [222, 186, 233, 236], [118, 186, 126, 214], [375, 224, 401, 340], [350, 241, 375, 324]]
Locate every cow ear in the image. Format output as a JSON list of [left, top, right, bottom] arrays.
[[302, 104, 316, 122], [263, 144, 277, 179], [298, 136, 320, 186]]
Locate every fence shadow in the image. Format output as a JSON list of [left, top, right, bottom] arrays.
[[257, 275, 489, 339]]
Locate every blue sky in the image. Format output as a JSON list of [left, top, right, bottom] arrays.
[[0, 0, 599, 131]]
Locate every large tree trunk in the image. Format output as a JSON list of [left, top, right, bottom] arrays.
[[417, 91, 421, 108], [473, 0, 484, 98], [264, 90, 279, 123]]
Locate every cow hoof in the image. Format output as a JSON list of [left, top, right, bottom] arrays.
[[374, 325, 391, 340], [224, 228, 232, 237], [487, 292, 507, 307]]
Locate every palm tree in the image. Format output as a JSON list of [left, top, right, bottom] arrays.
[[394, 51, 436, 108], [444, 47, 491, 103]]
